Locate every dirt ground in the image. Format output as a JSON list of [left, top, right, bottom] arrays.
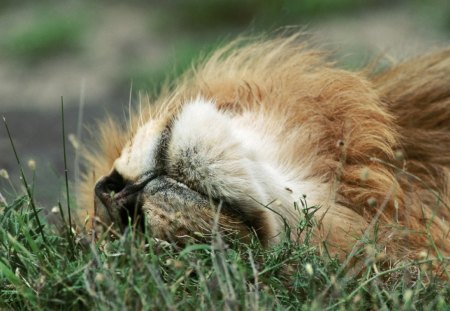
[[0, 2, 448, 206]]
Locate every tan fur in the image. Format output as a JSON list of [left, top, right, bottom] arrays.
[[78, 35, 449, 271]]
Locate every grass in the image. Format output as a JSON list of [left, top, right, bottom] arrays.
[[0, 193, 449, 310]]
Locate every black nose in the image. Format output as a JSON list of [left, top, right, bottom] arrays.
[[95, 170, 141, 231], [95, 169, 126, 208], [95, 170, 156, 231]]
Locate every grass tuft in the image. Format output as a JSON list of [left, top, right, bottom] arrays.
[[0, 192, 448, 310], [2, 117, 47, 245]]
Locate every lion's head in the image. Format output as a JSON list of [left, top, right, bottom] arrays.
[[78, 36, 450, 265], [92, 98, 289, 246]]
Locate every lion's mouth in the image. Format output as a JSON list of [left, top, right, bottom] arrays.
[[94, 170, 205, 234], [94, 171, 261, 245]]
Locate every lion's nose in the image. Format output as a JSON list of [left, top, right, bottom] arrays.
[[95, 169, 126, 210], [95, 170, 157, 231]]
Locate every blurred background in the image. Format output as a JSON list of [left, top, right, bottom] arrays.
[[0, 0, 449, 208]]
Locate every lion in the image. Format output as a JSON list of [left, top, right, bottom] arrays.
[[78, 35, 450, 271]]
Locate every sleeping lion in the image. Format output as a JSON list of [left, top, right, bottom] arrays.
[[78, 35, 450, 270]]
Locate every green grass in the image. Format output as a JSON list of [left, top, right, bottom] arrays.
[[0, 189, 449, 310]]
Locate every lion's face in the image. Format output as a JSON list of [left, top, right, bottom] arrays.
[[93, 98, 279, 245]]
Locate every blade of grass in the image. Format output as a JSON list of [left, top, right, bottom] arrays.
[[16, 216, 39, 255], [2, 116, 47, 245], [4, 232, 36, 263], [58, 201, 75, 255], [0, 261, 27, 291], [61, 96, 75, 256]]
